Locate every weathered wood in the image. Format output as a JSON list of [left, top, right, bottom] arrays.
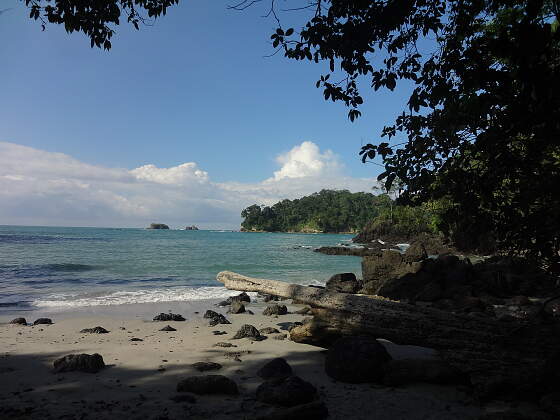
[[217, 271, 560, 399]]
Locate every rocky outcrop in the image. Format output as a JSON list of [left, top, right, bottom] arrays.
[[153, 313, 185, 321], [257, 358, 292, 380], [326, 273, 361, 294], [53, 353, 105, 373], [9, 318, 26, 325], [263, 304, 288, 316], [176, 375, 238, 395], [80, 326, 109, 334], [227, 301, 245, 314], [33, 318, 53, 325], [184, 225, 199, 230], [325, 336, 392, 383], [256, 375, 317, 407], [203, 310, 231, 326], [232, 324, 264, 340], [314, 246, 382, 257], [218, 292, 251, 306], [147, 223, 169, 229]]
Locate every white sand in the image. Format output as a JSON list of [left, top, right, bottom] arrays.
[[0, 300, 483, 419]]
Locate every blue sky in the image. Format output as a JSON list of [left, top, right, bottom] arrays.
[[0, 1, 413, 227]]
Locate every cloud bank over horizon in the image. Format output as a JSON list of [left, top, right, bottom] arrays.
[[0, 141, 377, 229]]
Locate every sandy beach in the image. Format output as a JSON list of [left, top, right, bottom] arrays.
[[0, 298, 487, 420]]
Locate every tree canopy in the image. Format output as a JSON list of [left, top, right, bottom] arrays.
[[241, 189, 387, 233], [22, 0, 560, 264]]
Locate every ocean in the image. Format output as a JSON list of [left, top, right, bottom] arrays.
[[0, 226, 361, 314]]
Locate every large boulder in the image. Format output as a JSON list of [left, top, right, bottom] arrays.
[[176, 375, 238, 395], [153, 313, 185, 321], [256, 375, 317, 407], [257, 358, 292, 380], [33, 318, 53, 325], [326, 273, 361, 294], [403, 242, 428, 262], [360, 250, 405, 294], [263, 304, 288, 316], [325, 336, 391, 383], [53, 353, 105, 373], [232, 324, 264, 340], [203, 310, 231, 326], [227, 301, 245, 314]]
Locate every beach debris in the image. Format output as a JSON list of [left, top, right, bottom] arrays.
[[53, 353, 105, 373], [159, 325, 177, 332], [170, 393, 197, 403], [256, 375, 317, 407], [326, 273, 361, 294], [130, 338, 143, 342], [382, 358, 464, 386], [325, 336, 391, 383], [153, 313, 186, 322], [33, 318, 53, 325], [259, 327, 280, 335], [218, 292, 252, 306], [80, 326, 109, 334], [213, 342, 237, 348], [212, 330, 227, 335], [192, 362, 222, 372], [256, 401, 329, 420], [9, 318, 27, 325], [273, 333, 288, 341], [232, 324, 265, 340], [227, 301, 245, 314], [176, 375, 238, 395], [263, 304, 288, 316], [257, 358, 292, 380]]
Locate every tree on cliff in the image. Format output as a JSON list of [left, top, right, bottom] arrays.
[[22, 0, 560, 264]]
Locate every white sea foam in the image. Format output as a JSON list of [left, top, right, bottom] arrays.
[[33, 286, 242, 308]]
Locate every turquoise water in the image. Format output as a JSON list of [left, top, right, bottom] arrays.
[[0, 226, 361, 311]]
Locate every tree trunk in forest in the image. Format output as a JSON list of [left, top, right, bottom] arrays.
[[216, 271, 560, 399]]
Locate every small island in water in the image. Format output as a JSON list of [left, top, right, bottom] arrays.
[[147, 223, 169, 230]]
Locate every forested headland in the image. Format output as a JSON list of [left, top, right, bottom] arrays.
[[240, 189, 391, 233]]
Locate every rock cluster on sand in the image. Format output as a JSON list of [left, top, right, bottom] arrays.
[[256, 375, 317, 407], [203, 310, 231, 326], [80, 326, 109, 334], [257, 358, 292, 380], [232, 324, 264, 340], [9, 318, 26, 325], [33, 318, 53, 325], [325, 336, 392, 383], [53, 353, 105, 373], [153, 313, 185, 321], [218, 292, 251, 307], [176, 375, 238, 395], [263, 304, 288, 316], [192, 362, 222, 372]]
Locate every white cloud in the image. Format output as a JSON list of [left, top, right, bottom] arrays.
[[0, 141, 376, 228]]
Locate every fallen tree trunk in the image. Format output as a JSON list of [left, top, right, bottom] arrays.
[[217, 271, 560, 399]]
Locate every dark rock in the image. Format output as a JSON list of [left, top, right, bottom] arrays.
[[403, 242, 428, 262], [33, 318, 52, 325], [263, 304, 288, 316], [192, 362, 222, 372], [80, 326, 109, 334], [176, 375, 238, 395], [53, 353, 105, 373], [153, 313, 185, 322], [326, 273, 361, 294], [212, 330, 227, 335], [208, 314, 231, 327], [259, 327, 280, 334], [147, 223, 169, 229], [227, 301, 245, 314], [325, 336, 391, 383], [220, 292, 252, 306], [314, 246, 380, 257], [159, 325, 177, 332], [256, 375, 317, 407], [257, 358, 292, 380], [203, 310, 220, 319], [170, 393, 197, 403], [213, 342, 236, 348], [9, 318, 26, 325], [273, 333, 288, 340], [259, 293, 280, 302], [232, 324, 264, 340], [294, 307, 311, 315], [382, 358, 465, 386], [257, 401, 329, 420], [130, 338, 143, 342]]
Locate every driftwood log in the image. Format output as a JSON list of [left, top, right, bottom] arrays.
[[217, 271, 560, 399]]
